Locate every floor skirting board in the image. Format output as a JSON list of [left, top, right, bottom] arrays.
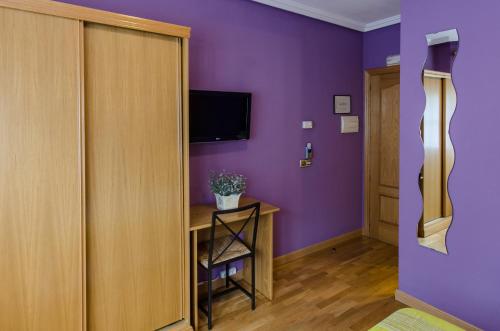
[[274, 229, 362, 267], [395, 289, 481, 331]]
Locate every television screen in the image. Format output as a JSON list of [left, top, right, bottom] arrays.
[[189, 90, 252, 143]]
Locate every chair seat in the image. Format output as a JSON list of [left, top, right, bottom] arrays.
[[198, 236, 251, 268]]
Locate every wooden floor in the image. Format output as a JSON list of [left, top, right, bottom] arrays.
[[198, 237, 405, 331], [418, 228, 448, 254]]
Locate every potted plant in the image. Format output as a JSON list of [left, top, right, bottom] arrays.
[[209, 171, 247, 210]]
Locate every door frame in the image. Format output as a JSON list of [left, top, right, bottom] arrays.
[[363, 65, 400, 238]]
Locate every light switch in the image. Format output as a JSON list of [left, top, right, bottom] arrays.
[[341, 116, 359, 133], [302, 121, 313, 129]]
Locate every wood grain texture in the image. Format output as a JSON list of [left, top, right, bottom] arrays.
[[243, 213, 274, 300], [421, 216, 451, 240], [379, 195, 398, 225], [379, 84, 400, 188], [368, 75, 382, 241], [85, 23, 183, 330], [363, 71, 372, 237], [273, 229, 362, 267], [191, 230, 200, 331], [78, 21, 88, 331], [419, 72, 454, 244], [190, 197, 280, 231], [0, 7, 83, 330], [378, 186, 399, 198], [422, 76, 443, 223], [418, 227, 448, 254], [162, 320, 195, 331], [443, 77, 456, 217], [197, 237, 404, 330], [366, 65, 400, 75], [366, 70, 400, 246], [182, 37, 192, 327], [0, 0, 190, 38]]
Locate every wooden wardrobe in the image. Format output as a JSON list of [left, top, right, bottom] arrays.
[[0, 1, 191, 330]]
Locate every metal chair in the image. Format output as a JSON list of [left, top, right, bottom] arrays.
[[197, 202, 261, 329]]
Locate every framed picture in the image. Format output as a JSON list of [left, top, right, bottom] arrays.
[[334, 95, 351, 114]]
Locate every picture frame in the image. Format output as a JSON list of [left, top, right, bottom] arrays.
[[334, 95, 351, 114]]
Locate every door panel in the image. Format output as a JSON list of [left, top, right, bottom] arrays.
[[443, 78, 455, 217], [0, 8, 83, 330], [419, 73, 454, 239], [380, 84, 400, 190], [85, 23, 183, 330], [368, 71, 400, 246], [422, 76, 443, 223], [380, 196, 399, 225]]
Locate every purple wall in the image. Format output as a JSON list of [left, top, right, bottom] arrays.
[[401, 1, 500, 329], [363, 24, 400, 69], [424, 42, 458, 73], [59, 0, 364, 257]]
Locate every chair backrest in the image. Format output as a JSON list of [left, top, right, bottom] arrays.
[[207, 202, 261, 267]]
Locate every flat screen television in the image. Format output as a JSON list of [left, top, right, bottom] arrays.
[[189, 90, 252, 143]]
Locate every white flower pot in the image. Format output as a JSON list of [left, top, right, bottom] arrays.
[[215, 193, 241, 210]]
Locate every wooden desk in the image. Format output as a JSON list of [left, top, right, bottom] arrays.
[[190, 197, 279, 330]]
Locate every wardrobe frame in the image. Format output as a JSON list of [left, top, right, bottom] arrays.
[[0, 1, 191, 330]]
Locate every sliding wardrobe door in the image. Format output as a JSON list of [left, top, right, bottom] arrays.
[[0, 8, 83, 331], [84, 23, 183, 330]]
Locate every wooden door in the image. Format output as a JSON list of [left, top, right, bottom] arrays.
[[367, 70, 400, 246], [422, 76, 443, 222], [85, 23, 184, 330], [443, 77, 455, 217], [419, 72, 455, 237], [0, 8, 83, 330]]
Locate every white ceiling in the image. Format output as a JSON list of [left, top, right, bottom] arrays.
[[252, 0, 400, 32]]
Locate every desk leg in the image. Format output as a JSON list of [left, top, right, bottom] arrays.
[[244, 213, 273, 300], [190, 230, 199, 331]]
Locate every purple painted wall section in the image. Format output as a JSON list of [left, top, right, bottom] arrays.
[[60, 0, 364, 257], [401, 1, 500, 329], [424, 42, 458, 73], [363, 24, 400, 69]]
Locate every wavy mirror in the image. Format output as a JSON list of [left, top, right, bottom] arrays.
[[418, 29, 459, 254]]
